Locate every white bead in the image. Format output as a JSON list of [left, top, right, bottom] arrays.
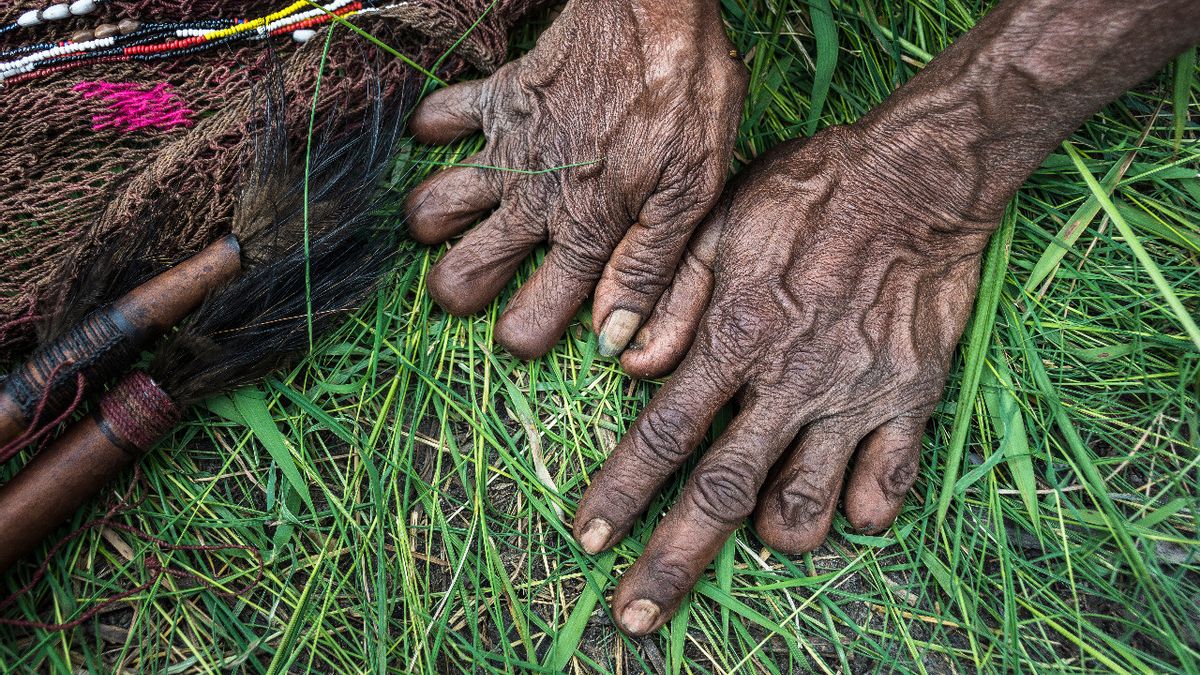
[[69, 0, 96, 15], [40, 3, 71, 20], [292, 29, 316, 43], [16, 9, 42, 26]]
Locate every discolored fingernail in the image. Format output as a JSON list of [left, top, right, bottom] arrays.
[[578, 518, 612, 554], [598, 309, 642, 357], [619, 598, 661, 635]]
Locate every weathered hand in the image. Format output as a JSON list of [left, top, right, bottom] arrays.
[[573, 121, 1001, 635], [405, 0, 745, 359], [572, 0, 1200, 634]]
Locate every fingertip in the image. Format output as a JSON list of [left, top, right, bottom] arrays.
[[404, 182, 451, 246], [494, 246, 603, 361], [615, 598, 663, 636], [846, 507, 896, 536], [409, 109, 472, 146], [752, 507, 831, 555], [409, 81, 484, 145], [619, 324, 692, 379], [494, 310, 557, 360], [842, 480, 905, 536], [574, 517, 614, 555], [751, 424, 861, 555], [404, 164, 500, 245], [611, 561, 677, 636], [426, 260, 487, 316], [597, 309, 643, 357]]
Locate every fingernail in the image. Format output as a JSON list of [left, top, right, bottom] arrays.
[[620, 598, 661, 635], [598, 309, 642, 357], [578, 518, 612, 554]]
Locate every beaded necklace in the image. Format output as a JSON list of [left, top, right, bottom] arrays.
[[0, 0, 378, 85]]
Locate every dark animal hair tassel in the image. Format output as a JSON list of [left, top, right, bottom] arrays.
[[0, 79, 406, 574], [0, 66, 394, 460]]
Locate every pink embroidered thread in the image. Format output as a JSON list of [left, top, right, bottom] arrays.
[[74, 81, 195, 133]]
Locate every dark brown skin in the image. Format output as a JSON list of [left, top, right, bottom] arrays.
[[570, 0, 1200, 636], [405, 0, 745, 359]]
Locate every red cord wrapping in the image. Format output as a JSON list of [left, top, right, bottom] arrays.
[[100, 371, 181, 452], [0, 298, 40, 346]]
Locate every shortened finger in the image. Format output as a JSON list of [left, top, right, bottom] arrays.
[[619, 207, 723, 378], [593, 173, 726, 358], [427, 208, 541, 316], [753, 421, 862, 554], [409, 79, 487, 145], [573, 352, 741, 556], [610, 400, 795, 635], [406, 159, 500, 245], [493, 244, 606, 360], [843, 415, 926, 534]]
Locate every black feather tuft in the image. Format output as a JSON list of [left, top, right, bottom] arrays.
[[150, 74, 411, 405]]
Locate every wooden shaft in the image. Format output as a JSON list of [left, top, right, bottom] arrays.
[[108, 234, 242, 342], [0, 415, 135, 574], [0, 370, 177, 575], [0, 235, 240, 448]]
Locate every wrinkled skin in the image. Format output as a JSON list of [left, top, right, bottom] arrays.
[[570, 0, 1200, 636], [406, 0, 745, 359], [573, 122, 995, 635]]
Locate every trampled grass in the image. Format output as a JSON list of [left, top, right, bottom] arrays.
[[1, 0, 1198, 672]]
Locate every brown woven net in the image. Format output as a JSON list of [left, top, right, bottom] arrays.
[[0, 0, 549, 360]]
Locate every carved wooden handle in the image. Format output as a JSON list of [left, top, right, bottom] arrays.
[[0, 235, 240, 448]]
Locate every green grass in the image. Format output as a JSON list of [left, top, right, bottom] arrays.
[[2, 0, 1199, 672]]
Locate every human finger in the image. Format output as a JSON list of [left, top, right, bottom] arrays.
[[609, 399, 795, 635], [426, 208, 541, 316], [408, 79, 487, 145], [618, 206, 723, 378], [752, 421, 863, 554], [405, 157, 500, 245], [842, 414, 926, 534], [572, 350, 741, 554], [492, 241, 608, 360], [592, 176, 722, 357]]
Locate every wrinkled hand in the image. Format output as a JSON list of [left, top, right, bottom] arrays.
[[406, 0, 745, 359], [573, 122, 1003, 635]]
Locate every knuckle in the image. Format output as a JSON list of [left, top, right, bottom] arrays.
[[647, 552, 696, 598], [607, 254, 675, 298], [553, 236, 612, 276], [650, 159, 727, 222], [690, 460, 759, 525], [779, 469, 833, 526], [700, 303, 771, 359], [832, 346, 878, 387], [591, 472, 642, 516], [629, 406, 697, 468]]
